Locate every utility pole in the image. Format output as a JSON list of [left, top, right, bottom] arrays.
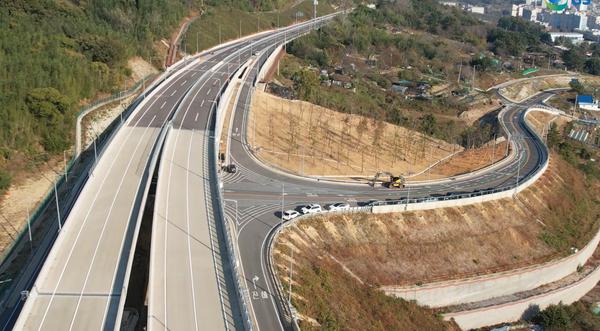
[[457, 61, 463, 84], [471, 65, 476, 91], [405, 183, 411, 211], [288, 245, 294, 305]]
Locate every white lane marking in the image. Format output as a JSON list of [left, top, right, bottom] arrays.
[[170, 90, 177, 97], [194, 113, 199, 122], [207, 88, 212, 96], [200, 100, 205, 107], [66, 113, 156, 331], [185, 130, 200, 330], [157, 64, 219, 329], [36, 64, 192, 331], [181, 80, 188, 86], [191, 72, 197, 77], [160, 101, 167, 109]]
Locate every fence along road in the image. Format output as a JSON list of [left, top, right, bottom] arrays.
[[147, 16, 339, 331], [12, 46, 242, 330]]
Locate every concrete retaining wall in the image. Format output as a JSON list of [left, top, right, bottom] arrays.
[[444, 262, 600, 330], [384, 226, 600, 307], [257, 45, 284, 84], [379, 106, 600, 310]]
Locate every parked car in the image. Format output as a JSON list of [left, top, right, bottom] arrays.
[[328, 202, 350, 211], [282, 210, 300, 221], [223, 164, 237, 174], [301, 204, 322, 214]]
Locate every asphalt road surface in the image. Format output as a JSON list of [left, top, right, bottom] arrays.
[[12, 10, 551, 331], [11, 40, 259, 330], [223, 55, 551, 330]]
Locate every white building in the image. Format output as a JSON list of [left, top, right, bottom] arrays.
[[578, 95, 600, 111], [469, 6, 485, 15], [549, 32, 585, 43]]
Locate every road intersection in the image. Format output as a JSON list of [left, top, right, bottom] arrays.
[[10, 11, 558, 331]]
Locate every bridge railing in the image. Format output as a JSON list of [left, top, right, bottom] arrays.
[[210, 64, 256, 331]]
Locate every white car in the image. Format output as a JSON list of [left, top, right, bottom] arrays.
[[328, 202, 350, 211], [301, 204, 322, 214], [282, 210, 300, 221]]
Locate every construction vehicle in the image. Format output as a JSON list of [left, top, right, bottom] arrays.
[[372, 172, 406, 189]]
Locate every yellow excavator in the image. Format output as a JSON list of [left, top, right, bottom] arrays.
[[372, 172, 406, 189]]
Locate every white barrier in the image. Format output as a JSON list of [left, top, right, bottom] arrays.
[[444, 260, 600, 330]]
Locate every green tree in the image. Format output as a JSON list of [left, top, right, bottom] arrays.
[[563, 48, 586, 71], [547, 123, 561, 149], [26, 88, 74, 152], [570, 80, 586, 95], [293, 69, 320, 102], [585, 58, 600, 75], [538, 304, 572, 330]]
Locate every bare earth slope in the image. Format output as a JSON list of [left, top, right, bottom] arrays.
[[274, 155, 599, 287]]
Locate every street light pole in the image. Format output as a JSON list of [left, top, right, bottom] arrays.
[[514, 136, 522, 196], [288, 244, 294, 305], [281, 183, 285, 224], [53, 180, 62, 232], [63, 150, 68, 182]]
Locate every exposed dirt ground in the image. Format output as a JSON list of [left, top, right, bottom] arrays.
[[250, 90, 462, 177], [273, 155, 598, 288], [500, 75, 600, 103], [527, 110, 572, 138], [128, 57, 159, 83], [413, 141, 508, 180], [0, 154, 64, 255], [458, 98, 502, 125]]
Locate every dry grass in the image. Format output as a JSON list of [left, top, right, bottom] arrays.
[[281, 256, 460, 331], [274, 155, 599, 288], [413, 141, 508, 180], [250, 90, 461, 177]]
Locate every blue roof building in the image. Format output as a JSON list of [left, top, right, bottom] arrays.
[[577, 95, 594, 105], [577, 95, 600, 111]]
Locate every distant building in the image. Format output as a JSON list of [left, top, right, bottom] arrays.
[[469, 6, 485, 15], [549, 32, 585, 44], [540, 12, 589, 31], [331, 74, 353, 89], [522, 7, 541, 21], [577, 95, 600, 111], [440, 2, 458, 7]]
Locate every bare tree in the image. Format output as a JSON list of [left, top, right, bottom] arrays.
[[372, 120, 385, 170]]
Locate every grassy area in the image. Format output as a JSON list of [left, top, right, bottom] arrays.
[[182, 0, 336, 53], [277, 255, 459, 330]]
